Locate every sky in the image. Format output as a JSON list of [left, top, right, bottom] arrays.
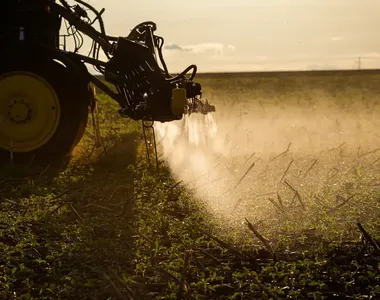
[[64, 0, 380, 73]]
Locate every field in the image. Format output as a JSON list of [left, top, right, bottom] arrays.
[[2, 70, 380, 299]]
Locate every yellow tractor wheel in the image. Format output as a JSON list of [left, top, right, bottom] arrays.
[[0, 71, 61, 153], [0, 55, 91, 164]]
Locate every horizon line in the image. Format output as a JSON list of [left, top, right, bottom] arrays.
[[90, 68, 380, 77]]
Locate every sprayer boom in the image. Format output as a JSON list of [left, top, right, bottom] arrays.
[[51, 0, 215, 122]]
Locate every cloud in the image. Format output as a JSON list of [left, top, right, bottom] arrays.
[[255, 56, 268, 62], [164, 42, 236, 58], [306, 63, 338, 70], [227, 45, 236, 52], [360, 52, 380, 59], [162, 42, 237, 72], [331, 36, 344, 42], [164, 44, 183, 51], [181, 43, 224, 54]]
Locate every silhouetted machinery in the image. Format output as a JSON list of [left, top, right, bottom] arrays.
[[0, 0, 215, 162]]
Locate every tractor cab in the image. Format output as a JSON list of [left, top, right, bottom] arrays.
[[1, 0, 61, 48]]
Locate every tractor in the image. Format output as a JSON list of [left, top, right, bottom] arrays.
[[0, 0, 215, 164]]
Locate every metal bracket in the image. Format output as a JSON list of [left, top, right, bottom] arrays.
[[142, 120, 159, 174], [90, 86, 103, 148]]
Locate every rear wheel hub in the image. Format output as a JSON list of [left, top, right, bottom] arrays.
[[8, 98, 32, 123]]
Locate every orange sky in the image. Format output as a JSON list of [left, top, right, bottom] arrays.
[[68, 0, 380, 73]]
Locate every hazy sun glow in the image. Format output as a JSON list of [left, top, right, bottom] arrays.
[[73, 0, 380, 72]]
